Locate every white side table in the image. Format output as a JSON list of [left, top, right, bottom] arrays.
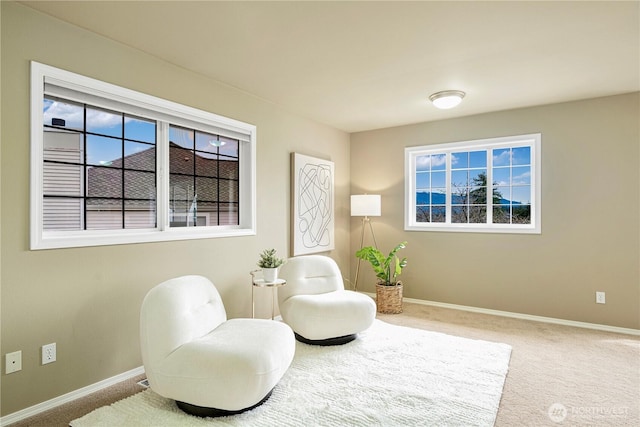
[[250, 270, 286, 320]]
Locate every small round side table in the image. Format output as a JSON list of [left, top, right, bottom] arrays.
[[250, 270, 286, 320]]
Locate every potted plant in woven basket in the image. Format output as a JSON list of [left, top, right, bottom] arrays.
[[257, 248, 285, 283], [356, 241, 407, 314]]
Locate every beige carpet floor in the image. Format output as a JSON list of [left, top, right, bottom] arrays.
[[10, 302, 640, 426]]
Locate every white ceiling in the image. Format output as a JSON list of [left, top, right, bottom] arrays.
[[22, 1, 640, 133]]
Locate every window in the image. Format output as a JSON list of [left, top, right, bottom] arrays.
[[167, 125, 239, 227], [405, 134, 541, 233], [43, 98, 158, 231], [31, 62, 256, 249]]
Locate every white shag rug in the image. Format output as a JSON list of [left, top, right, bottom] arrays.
[[71, 320, 511, 427]]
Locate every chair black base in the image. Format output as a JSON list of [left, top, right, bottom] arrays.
[[294, 332, 356, 346], [176, 389, 273, 418]]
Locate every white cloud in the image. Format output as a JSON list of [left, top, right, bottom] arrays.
[[416, 157, 429, 168], [512, 171, 531, 185], [492, 150, 511, 166], [44, 100, 124, 130], [44, 100, 84, 129], [431, 154, 446, 167], [416, 154, 446, 169], [87, 109, 122, 129], [495, 170, 529, 186]]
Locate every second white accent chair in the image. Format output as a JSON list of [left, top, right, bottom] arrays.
[[277, 255, 376, 345]]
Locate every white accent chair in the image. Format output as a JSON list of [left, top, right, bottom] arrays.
[[140, 275, 295, 417], [278, 255, 376, 345]]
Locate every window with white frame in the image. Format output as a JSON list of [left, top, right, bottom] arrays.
[[31, 62, 256, 249], [405, 134, 541, 233]]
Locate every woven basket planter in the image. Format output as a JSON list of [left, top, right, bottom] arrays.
[[376, 282, 403, 314]]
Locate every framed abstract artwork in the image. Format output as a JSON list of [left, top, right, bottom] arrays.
[[291, 153, 335, 256]]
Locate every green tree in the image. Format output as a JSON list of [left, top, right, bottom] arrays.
[[468, 172, 502, 205], [454, 172, 503, 224]]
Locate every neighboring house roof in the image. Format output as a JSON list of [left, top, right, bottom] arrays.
[[87, 142, 238, 210]]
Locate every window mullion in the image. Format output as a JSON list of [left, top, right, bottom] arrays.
[[487, 149, 494, 224], [83, 105, 88, 230], [121, 113, 126, 229], [157, 122, 169, 231], [445, 152, 452, 224], [191, 129, 196, 227], [416, 153, 421, 225]]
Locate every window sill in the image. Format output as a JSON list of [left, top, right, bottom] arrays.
[[32, 227, 257, 250], [404, 223, 541, 234]]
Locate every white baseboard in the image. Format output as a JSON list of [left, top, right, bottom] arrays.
[[0, 366, 145, 426], [365, 293, 640, 336]]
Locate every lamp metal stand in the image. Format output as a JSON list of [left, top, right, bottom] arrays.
[[354, 215, 378, 292]]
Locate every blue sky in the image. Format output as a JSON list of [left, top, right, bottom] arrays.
[[44, 98, 155, 166], [43, 98, 238, 166]]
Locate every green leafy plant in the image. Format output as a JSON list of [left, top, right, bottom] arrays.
[[355, 241, 407, 286], [257, 248, 285, 268]]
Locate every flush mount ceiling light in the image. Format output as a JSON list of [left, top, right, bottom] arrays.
[[429, 90, 466, 109], [209, 139, 226, 147]]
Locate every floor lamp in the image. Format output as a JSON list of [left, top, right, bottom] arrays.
[[351, 194, 381, 292]]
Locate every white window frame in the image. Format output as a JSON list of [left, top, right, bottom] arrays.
[[405, 134, 541, 234], [30, 62, 256, 250]]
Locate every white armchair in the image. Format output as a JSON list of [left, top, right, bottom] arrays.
[[140, 275, 295, 417], [277, 255, 376, 345]]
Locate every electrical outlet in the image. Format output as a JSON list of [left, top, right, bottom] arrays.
[[596, 291, 606, 304], [42, 343, 56, 365], [6, 351, 22, 374]]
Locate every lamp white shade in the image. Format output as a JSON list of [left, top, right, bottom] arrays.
[[351, 195, 381, 217]]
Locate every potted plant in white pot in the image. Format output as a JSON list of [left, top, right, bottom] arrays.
[[257, 248, 285, 283], [355, 241, 407, 314]]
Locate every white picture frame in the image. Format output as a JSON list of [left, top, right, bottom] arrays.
[[291, 153, 335, 256]]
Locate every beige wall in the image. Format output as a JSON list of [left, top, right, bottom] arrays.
[[0, 2, 350, 415], [2, 0, 639, 419], [351, 92, 640, 330]]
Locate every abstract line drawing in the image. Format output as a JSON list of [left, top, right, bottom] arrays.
[[292, 153, 335, 256]]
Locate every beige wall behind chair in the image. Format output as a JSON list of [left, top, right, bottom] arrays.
[[0, 2, 350, 416], [351, 93, 640, 330]]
